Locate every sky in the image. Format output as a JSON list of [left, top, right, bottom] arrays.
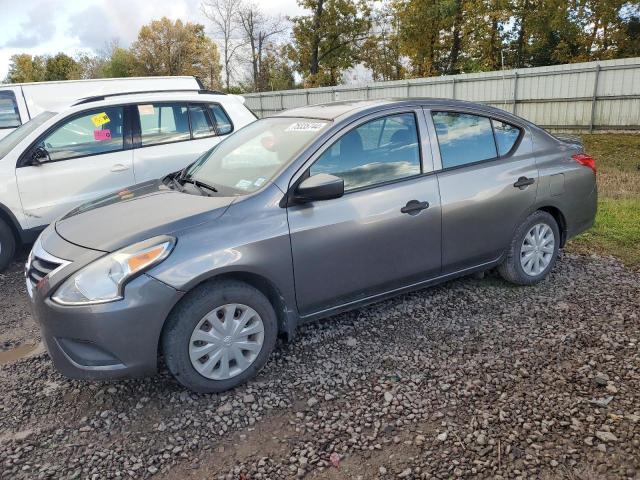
[[0, 0, 305, 81]]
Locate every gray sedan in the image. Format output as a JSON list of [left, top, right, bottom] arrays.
[[26, 99, 597, 393]]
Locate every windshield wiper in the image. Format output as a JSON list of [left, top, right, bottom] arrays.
[[181, 178, 218, 195]]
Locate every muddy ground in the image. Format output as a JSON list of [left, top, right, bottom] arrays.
[[1, 252, 639, 479]]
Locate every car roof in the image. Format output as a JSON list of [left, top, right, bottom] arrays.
[[273, 98, 523, 123]]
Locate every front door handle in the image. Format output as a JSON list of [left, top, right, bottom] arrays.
[[513, 176, 535, 189], [401, 200, 429, 215], [111, 164, 130, 172]]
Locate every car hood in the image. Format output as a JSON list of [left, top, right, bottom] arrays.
[[55, 180, 235, 252]]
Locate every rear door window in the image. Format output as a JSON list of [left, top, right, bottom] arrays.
[[139, 103, 190, 146], [209, 104, 233, 135], [432, 112, 497, 168], [0, 90, 21, 128], [38, 107, 124, 162]]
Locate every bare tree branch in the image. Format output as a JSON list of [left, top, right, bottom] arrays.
[[201, 0, 246, 90], [237, 2, 288, 91]]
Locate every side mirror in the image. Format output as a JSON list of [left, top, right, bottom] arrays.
[[294, 173, 344, 203], [30, 146, 50, 166]]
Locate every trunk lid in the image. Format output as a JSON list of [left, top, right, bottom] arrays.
[[553, 133, 584, 151]]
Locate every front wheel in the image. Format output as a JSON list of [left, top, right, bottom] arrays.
[[162, 280, 278, 393], [499, 210, 560, 285]]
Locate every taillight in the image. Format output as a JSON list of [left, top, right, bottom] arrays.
[[572, 153, 596, 175]]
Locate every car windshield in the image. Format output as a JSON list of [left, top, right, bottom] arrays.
[[0, 112, 56, 160], [184, 117, 330, 195]]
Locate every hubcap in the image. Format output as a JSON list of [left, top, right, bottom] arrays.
[[189, 303, 265, 380], [520, 223, 555, 276]]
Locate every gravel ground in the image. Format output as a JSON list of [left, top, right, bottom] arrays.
[[0, 250, 38, 354], [0, 252, 639, 479]]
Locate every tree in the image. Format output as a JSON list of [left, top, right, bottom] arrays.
[[202, 0, 245, 91], [131, 17, 222, 88], [5, 54, 46, 83], [395, 0, 447, 76], [262, 45, 296, 90], [103, 48, 140, 78], [290, 0, 371, 87], [45, 53, 82, 81], [237, 2, 287, 91], [616, 12, 640, 58], [75, 52, 107, 79], [462, 0, 510, 72], [362, 4, 405, 81]]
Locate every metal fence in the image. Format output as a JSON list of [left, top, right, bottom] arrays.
[[243, 57, 640, 132]]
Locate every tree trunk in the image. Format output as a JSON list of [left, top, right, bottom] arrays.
[[489, 16, 499, 70], [250, 36, 258, 90], [256, 33, 265, 91], [449, 0, 463, 74], [516, 0, 528, 68], [310, 0, 324, 77], [588, 17, 600, 58]]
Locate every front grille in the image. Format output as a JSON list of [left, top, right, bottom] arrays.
[[25, 238, 69, 290], [27, 256, 62, 286]]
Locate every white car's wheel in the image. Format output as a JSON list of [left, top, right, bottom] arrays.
[[0, 219, 16, 272]]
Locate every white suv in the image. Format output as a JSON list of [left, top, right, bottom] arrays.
[[0, 90, 256, 269]]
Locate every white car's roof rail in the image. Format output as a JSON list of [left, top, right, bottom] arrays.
[[72, 89, 226, 106]]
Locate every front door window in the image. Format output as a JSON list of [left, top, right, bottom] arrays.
[[310, 113, 421, 191]]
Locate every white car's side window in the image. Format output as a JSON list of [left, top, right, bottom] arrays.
[[139, 103, 190, 146], [0, 90, 21, 129], [209, 104, 233, 135], [189, 104, 216, 139], [39, 107, 125, 162]]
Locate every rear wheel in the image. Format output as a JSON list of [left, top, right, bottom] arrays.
[[0, 219, 16, 272], [162, 280, 278, 393], [499, 210, 559, 285]]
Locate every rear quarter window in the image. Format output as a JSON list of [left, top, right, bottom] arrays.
[[209, 104, 233, 135], [492, 120, 522, 155], [0, 91, 21, 129]]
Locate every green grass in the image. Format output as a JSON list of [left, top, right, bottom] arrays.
[[566, 134, 640, 266]]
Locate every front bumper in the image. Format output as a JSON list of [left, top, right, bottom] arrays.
[[27, 236, 183, 380]]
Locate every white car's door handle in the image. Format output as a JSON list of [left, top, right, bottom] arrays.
[[111, 164, 130, 172]]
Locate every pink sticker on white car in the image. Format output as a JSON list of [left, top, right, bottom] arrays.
[[94, 129, 112, 141]]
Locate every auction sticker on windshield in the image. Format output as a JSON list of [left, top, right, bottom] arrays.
[[235, 179, 253, 190], [285, 122, 326, 132]]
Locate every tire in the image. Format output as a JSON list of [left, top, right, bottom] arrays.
[[0, 219, 16, 272], [498, 210, 560, 286], [162, 280, 278, 393]]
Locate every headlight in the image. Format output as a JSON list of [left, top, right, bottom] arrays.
[[52, 236, 175, 305]]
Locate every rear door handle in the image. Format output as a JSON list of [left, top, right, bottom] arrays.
[[111, 164, 130, 172], [513, 176, 535, 189], [401, 200, 429, 215]]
